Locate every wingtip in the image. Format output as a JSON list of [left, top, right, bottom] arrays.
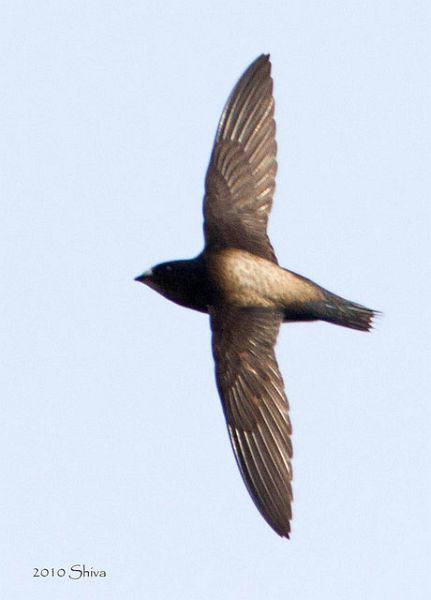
[[248, 53, 272, 78], [251, 53, 271, 67], [270, 516, 292, 539], [258, 53, 271, 63], [275, 524, 291, 539]]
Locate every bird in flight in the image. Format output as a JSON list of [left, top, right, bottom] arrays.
[[135, 54, 377, 538]]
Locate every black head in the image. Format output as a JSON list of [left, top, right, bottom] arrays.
[[135, 260, 184, 291], [134, 257, 210, 313]]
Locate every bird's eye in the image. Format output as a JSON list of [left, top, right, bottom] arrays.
[[166, 265, 172, 272]]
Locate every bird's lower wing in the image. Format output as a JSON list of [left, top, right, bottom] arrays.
[[209, 306, 293, 537]]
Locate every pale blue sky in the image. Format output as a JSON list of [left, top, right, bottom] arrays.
[[2, 2, 430, 599]]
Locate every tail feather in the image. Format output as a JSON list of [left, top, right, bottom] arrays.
[[319, 294, 378, 332]]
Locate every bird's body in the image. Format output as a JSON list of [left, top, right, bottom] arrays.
[[208, 249, 311, 309], [136, 55, 377, 537], [141, 249, 374, 329]]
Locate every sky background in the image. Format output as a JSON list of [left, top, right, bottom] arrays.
[[2, 1, 430, 599]]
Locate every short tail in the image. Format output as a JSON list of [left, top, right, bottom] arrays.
[[318, 293, 378, 332]]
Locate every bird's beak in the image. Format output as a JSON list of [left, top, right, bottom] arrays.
[[134, 268, 153, 284]]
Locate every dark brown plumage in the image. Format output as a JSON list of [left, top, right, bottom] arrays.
[[135, 55, 377, 538]]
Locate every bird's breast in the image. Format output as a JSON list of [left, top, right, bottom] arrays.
[[207, 249, 314, 308]]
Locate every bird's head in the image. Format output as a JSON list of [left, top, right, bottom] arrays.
[[134, 258, 208, 311], [135, 261, 179, 294]]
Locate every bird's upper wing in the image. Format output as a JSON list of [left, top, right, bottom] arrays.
[[209, 306, 292, 537], [203, 55, 278, 264]]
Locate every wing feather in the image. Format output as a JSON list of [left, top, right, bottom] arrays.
[[203, 55, 278, 263], [210, 306, 293, 537]]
